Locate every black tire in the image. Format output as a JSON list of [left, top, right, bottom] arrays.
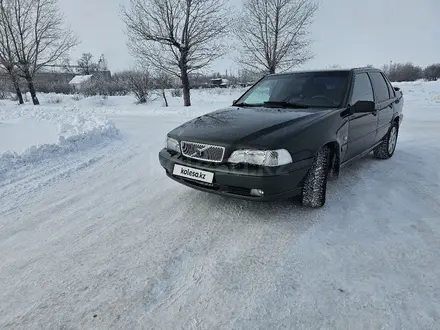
[[373, 123, 399, 159], [301, 146, 331, 208]]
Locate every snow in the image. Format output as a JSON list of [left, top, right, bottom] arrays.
[[0, 98, 120, 178], [1, 85, 440, 329], [68, 75, 93, 85], [0, 118, 59, 154]]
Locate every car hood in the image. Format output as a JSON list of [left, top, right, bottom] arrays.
[[169, 106, 333, 146]]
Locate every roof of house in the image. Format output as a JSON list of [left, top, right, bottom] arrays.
[[68, 75, 93, 85]]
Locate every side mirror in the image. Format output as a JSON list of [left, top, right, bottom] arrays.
[[394, 86, 400, 91], [353, 100, 375, 113], [232, 99, 237, 104]]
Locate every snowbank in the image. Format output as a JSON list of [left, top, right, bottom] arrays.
[[0, 119, 118, 171], [0, 103, 120, 174], [0, 118, 59, 154]]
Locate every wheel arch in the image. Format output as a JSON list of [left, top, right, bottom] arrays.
[[320, 141, 340, 177]]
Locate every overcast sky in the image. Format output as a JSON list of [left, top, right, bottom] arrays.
[[59, 0, 440, 74]]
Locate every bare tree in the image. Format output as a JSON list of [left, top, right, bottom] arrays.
[[60, 57, 74, 73], [236, 0, 318, 74], [116, 69, 153, 103], [0, 39, 23, 105], [0, 0, 78, 105], [153, 70, 173, 107], [122, 0, 231, 106], [424, 64, 440, 81], [77, 53, 98, 75], [0, 0, 23, 104], [382, 62, 423, 82]]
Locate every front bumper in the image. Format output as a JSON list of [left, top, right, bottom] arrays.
[[158, 149, 313, 201]]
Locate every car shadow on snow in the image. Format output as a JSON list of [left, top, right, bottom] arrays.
[[169, 149, 413, 229], [176, 152, 397, 221], [323, 150, 415, 205], [179, 188, 322, 226]]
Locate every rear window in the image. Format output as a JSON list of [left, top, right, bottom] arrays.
[[369, 72, 391, 102], [382, 73, 396, 98], [238, 71, 350, 108]]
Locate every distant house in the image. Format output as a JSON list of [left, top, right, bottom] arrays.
[[210, 78, 229, 88], [68, 75, 93, 91]]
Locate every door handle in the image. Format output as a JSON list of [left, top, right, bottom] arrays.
[[372, 110, 378, 116]]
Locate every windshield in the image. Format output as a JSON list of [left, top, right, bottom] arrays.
[[236, 71, 350, 108]]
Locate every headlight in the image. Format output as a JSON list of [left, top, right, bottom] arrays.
[[228, 149, 292, 166], [166, 137, 180, 153]]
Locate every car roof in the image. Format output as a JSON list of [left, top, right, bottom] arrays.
[[267, 67, 381, 77]]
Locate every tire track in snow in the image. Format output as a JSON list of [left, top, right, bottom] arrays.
[[0, 148, 110, 216]]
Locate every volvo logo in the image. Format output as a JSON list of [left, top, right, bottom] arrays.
[[191, 145, 209, 158]]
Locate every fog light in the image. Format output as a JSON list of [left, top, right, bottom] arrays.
[[250, 189, 264, 197]]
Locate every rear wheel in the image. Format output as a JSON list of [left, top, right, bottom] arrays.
[[301, 146, 331, 208], [373, 123, 398, 159]]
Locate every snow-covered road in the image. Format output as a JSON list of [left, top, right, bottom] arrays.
[[1, 85, 440, 329]]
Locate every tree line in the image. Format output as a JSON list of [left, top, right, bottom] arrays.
[[382, 62, 440, 83]]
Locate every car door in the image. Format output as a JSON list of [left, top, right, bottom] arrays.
[[343, 72, 378, 161], [368, 71, 395, 144]]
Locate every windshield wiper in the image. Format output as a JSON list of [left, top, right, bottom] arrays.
[[263, 101, 309, 109], [233, 102, 259, 107]]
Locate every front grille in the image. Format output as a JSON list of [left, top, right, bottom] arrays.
[[181, 141, 225, 163]]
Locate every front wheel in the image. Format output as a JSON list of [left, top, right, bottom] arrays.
[[301, 146, 331, 208], [373, 123, 399, 159]]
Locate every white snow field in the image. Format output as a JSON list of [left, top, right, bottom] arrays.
[[1, 83, 440, 329]]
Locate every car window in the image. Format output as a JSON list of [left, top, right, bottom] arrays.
[[241, 79, 272, 104], [369, 72, 391, 102], [350, 73, 374, 104], [382, 73, 396, 98], [237, 71, 350, 108]]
